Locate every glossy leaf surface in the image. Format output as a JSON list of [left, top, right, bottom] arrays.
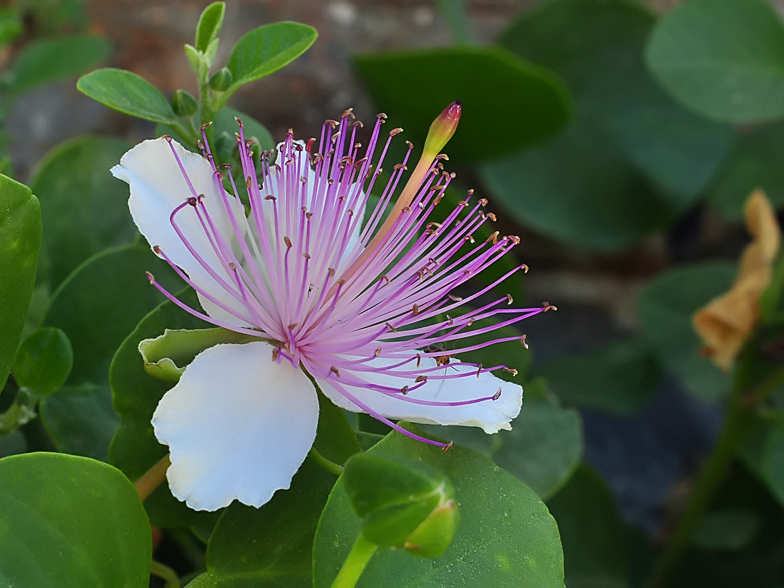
[[0, 453, 151, 588], [646, 0, 784, 123], [313, 425, 564, 588], [0, 174, 41, 391]]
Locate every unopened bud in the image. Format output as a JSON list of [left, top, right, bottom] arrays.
[[208, 67, 233, 92], [343, 453, 459, 558], [423, 100, 461, 157], [172, 89, 198, 116]]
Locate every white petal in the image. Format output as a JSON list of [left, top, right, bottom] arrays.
[[112, 138, 250, 326], [152, 341, 319, 511], [317, 356, 522, 434]]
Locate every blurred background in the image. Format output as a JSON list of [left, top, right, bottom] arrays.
[[4, 0, 784, 584]]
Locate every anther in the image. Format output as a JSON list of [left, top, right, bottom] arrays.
[[375, 347, 382, 357], [487, 212, 497, 222], [145, 271, 155, 284], [416, 353, 422, 367], [394, 163, 407, 171], [187, 196, 198, 206], [479, 198, 488, 206], [521, 263, 529, 273], [153, 245, 161, 254], [400, 385, 409, 395], [390, 128, 404, 136], [493, 388, 502, 401], [415, 376, 428, 383], [162, 135, 173, 142], [504, 367, 518, 376], [412, 304, 419, 316], [486, 231, 499, 245], [288, 323, 299, 329], [476, 364, 482, 378], [543, 302, 557, 312], [520, 335, 529, 349], [284, 236, 293, 248], [272, 348, 279, 362], [458, 200, 468, 207], [506, 294, 514, 305], [303, 253, 311, 259], [386, 322, 397, 332], [448, 294, 462, 302], [330, 366, 341, 377], [442, 441, 454, 453]]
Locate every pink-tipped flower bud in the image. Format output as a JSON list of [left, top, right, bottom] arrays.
[[423, 101, 461, 157]]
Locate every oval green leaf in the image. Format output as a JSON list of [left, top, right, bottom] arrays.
[[313, 425, 564, 588], [0, 174, 41, 391], [354, 46, 571, 163], [707, 122, 784, 220], [77, 68, 179, 125], [487, 0, 733, 251], [5, 34, 110, 95], [645, 0, 784, 123], [0, 452, 151, 588], [538, 337, 660, 416], [547, 465, 629, 588], [226, 21, 317, 93], [13, 326, 73, 397], [196, 2, 226, 53], [636, 261, 735, 402], [39, 244, 179, 460], [492, 378, 583, 500], [30, 135, 135, 288]]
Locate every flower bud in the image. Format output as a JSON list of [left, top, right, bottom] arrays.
[[171, 89, 198, 117], [343, 453, 459, 558], [422, 100, 461, 157], [208, 67, 233, 92]]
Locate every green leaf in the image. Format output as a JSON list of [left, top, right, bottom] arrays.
[[4, 35, 110, 95], [313, 425, 565, 588], [0, 453, 151, 588], [762, 423, 784, 506], [39, 384, 118, 461], [226, 22, 317, 93], [0, 7, 22, 47], [343, 453, 457, 555], [0, 174, 41, 391], [486, 0, 733, 250], [538, 337, 660, 415], [139, 327, 257, 382], [736, 417, 784, 509], [29, 136, 135, 288], [354, 46, 571, 163], [636, 261, 736, 402], [692, 509, 759, 551], [645, 0, 784, 123], [197, 462, 340, 588], [501, 0, 732, 203], [547, 465, 629, 588], [77, 68, 180, 125], [492, 378, 583, 500], [481, 124, 668, 250], [39, 244, 179, 460], [707, 122, 784, 220], [13, 327, 72, 397], [109, 288, 221, 528], [196, 2, 226, 53]]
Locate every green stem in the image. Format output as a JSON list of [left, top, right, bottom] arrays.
[[150, 560, 180, 588], [644, 388, 747, 588], [308, 447, 344, 476], [330, 533, 378, 588]]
